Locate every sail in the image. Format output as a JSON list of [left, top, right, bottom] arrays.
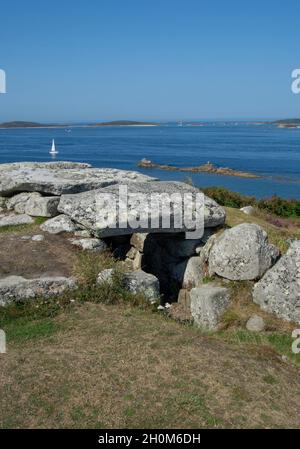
[[50, 139, 58, 154]]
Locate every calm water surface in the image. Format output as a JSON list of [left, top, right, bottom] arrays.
[[0, 123, 299, 199]]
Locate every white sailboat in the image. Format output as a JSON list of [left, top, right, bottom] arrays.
[[49, 139, 58, 155]]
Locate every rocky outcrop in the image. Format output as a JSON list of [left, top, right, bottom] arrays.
[[209, 223, 279, 281], [0, 213, 34, 227], [40, 214, 80, 234], [58, 181, 225, 237], [190, 284, 231, 330], [122, 270, 160, 303], [0, 162, 156, 196], [0, 275, 76, 306], [253, 241, 300, 323]]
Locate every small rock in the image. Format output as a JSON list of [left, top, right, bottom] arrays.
[[0, 213, 34, 227], [25, 195, 60, 217], [69, 238, 108, 252], [31, 234, 45, 242], [97, 268, 115, 285], [6, 192, 41, 213], [122, 270, 160, 303], [246, 315, 265, 332], [190, 284, 231, 330], [40, 214, 79, 234], [240, 205, 255, 215]]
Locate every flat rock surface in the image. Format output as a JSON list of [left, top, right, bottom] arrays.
[[0, 161, 157, 196], [58, 181, 226, 237]]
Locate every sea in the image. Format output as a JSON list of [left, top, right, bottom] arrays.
[[0, 122, 299, 199]]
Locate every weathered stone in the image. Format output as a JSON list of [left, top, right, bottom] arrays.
[[177, 288, 191, 310], [130, 233, 148, 252], [31, 234, 45, 242], [40, 214, 79, 234], [209, 224, 280, 281], [6, 192, 41, 213], [69, 238, 108, 252], [182, 257, 204, 288], [0, 161, 156, 196], [253, 241, 300, 323], [0, 213, 34, 227], [97, 268, 115, 285], [246, 315, 265, 332], [126, 247, 139, 260], [240, 205, 255, 215], [0, 275, 76, 306], [122, 270, 160, 302], [190, 284, 231, 330], [58, 181, 225, 237], [25, 195, 60, 217]]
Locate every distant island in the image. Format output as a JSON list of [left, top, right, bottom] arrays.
[[0, 120, 160, 129], [271, 119, 300, 129], [138, 159, 261, 179]]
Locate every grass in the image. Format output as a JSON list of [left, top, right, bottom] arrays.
[[1, 206, 300, 428], [1, 302, 300, 428]]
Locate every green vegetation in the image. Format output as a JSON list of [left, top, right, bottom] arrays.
[[202, 186, 300, 218]]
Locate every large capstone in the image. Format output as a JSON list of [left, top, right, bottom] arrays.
[[0, 161, 157, 196], [253, 241, 300, 323], [58, 181, 225, 237], [209, 223, 279, 281]]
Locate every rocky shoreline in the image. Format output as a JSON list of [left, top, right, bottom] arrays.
[[0, 161, 299, 329], [138, 159, 260, 179]]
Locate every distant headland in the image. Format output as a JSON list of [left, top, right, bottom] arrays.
[[270, 119, 300, 129], [0, 120, 160, 129]]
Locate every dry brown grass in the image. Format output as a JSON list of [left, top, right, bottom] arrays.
[[1, 302, 300, 429]]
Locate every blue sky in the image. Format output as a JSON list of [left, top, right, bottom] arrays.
[[0, 0, 299, 122]]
